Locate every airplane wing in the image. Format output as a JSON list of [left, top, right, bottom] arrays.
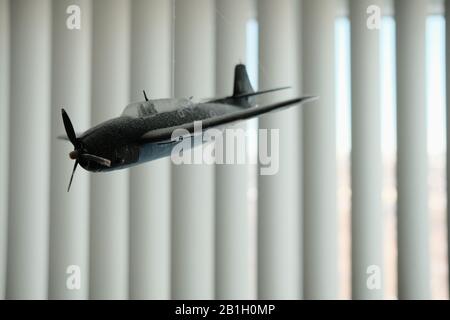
[[139, 96, 317, 143], [203, 86, 291, 103]]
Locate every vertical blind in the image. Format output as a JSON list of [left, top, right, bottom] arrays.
[[302, 0, 338, 299], [129, 0, 172, 300], [0, 0, 448, 300], [215, 0, 253, 300], [396, 0, 430, 299], [50, 0, 91, 299], [257, 0, 301, 299], [350, 0, 383, 299]]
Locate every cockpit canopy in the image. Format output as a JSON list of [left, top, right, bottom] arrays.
[[121, 101, 158, 118], [121, 98, 194, 118]]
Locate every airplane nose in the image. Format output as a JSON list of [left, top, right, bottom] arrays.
[[69, 150, 79, 160]]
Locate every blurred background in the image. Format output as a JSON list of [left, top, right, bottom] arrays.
[[0, 0, 449, 299]]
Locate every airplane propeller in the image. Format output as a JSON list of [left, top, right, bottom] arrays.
[[61, 109, 112, 192]]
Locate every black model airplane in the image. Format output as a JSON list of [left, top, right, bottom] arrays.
[[61, 64, 316, 191]]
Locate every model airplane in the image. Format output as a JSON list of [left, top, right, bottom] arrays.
[[60, 64, 316, 191]]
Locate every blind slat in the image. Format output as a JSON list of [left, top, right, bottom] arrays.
[[129, 0, 172, 300], [303, 0, 339, 299], [446, 0, 450, 298], [395, 0, 431, 299], [257, 0, 302, 299], [350, 0, 384, 299], [89, 0, 130, 299], [215, 0, 254, 300], [171, 0, 215, 299], [0, 0, 9, 300], [49, 0, 91, 299], [7, 0, 52, 299]]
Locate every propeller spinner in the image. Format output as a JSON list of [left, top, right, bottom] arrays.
[[61, 109, 112, 192]]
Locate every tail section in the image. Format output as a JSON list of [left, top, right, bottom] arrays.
[[233, 64, 254, 97], [224, 64, 255, 108], [207, 64, 291, 107], [228, 64, 255, 108]]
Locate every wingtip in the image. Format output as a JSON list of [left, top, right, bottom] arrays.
[[301, 95, 319, 103]]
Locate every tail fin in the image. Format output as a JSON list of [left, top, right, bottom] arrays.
[[205, 64, 260, 107], [231, 64, 255, 108], [206, 64, 293, 108], [233, 64, 254, 96]]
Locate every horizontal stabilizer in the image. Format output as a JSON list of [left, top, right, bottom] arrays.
[[206, 86, 291, 104]]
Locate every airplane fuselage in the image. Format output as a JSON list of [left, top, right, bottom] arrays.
[[77, 99, 241, 172]]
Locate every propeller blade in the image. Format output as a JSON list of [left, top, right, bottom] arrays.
[[61, 108, 78, 147], [81, 154, 112, 167], [67, 160, 78, 192]]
